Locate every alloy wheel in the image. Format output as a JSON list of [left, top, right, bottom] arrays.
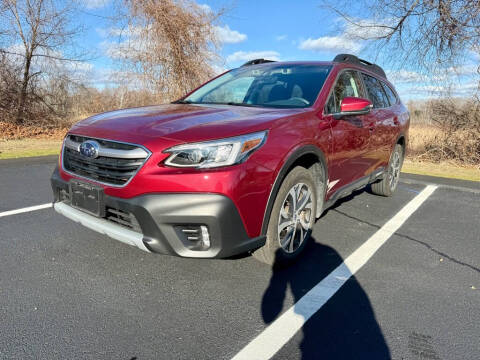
[[277, 183, 313, 253], [388, 150, 401, 190]]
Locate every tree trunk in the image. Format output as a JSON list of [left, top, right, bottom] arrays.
[[16, 53, 32, 124]]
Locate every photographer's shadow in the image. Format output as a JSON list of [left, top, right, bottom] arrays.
[[261, 240, 390, 359]]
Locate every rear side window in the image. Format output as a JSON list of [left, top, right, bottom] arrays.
[[382, 82, 398, 106], [361, 74, 390, 108], [325, 70, 364, 114]]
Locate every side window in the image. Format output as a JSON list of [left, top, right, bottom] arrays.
[[326, 70, 363, 114], [382, 82, 398, 106], [361, 74, 390, 108]]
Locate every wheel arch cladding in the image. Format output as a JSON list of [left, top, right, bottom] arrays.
[[396, 134, 407, 154], [396, 133, 406, 155], [260, 145, 328, 235]]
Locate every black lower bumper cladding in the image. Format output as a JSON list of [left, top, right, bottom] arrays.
[[51, 167, 265, 258]]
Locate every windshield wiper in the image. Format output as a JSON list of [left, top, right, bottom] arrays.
[[198, 102, 259, 107], [172, 100, 260, 107], [225, 102, 259, 107], [171, 100, 193, 104]]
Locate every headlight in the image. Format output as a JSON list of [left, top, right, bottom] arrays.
[[164, 131, 267, 168]]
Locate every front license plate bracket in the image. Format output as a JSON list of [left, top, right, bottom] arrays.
[[69, 180, 105, 217]]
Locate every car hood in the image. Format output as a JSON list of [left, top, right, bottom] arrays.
[[69, 103, 307, 150]]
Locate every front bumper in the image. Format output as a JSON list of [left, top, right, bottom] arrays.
[[51, 167, 265, 258]]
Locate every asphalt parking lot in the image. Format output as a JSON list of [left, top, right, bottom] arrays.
[[1, 156, 479, 360]]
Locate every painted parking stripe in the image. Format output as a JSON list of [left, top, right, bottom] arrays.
[[232, 185, 438, 360], [0, 203, 52, 218]]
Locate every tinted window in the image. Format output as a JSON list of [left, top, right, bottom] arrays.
[[361, 74, 390, 108], [185, 64, 331, 108], [382, 82, 398, 106], [326, 70, 363, 113]]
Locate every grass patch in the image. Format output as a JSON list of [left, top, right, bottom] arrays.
[[0, 139, 61, 159], [402, 159, 480, 182]]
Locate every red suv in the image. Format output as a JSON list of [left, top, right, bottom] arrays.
[[51, 54, 409, 265]]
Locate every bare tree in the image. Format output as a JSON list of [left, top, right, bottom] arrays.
[[0, 52, 21, 120], [0, 0, 84, 124], [112, 0, 221, 101], [324, 0, 480, 74]]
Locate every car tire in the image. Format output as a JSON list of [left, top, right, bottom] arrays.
[[371, 144, 404, 197], [253, 166, 318, 266]]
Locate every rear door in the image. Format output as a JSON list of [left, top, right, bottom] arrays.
[[381, 81, 403, 153], [324, 70, 372, 194], [360, 73, 393, 171]]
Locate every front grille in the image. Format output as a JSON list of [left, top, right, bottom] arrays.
[[68, 135, 138, 150], [62, 135, 150, 186], [63, 148, 142, 185], [106, 207, 141, 233]]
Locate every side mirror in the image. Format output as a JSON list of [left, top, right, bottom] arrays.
[[333, 97, 373, 119]]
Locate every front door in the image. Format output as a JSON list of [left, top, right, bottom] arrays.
[[324, 70, 372, 195]]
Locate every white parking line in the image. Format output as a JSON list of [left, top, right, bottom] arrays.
[[232, 185, 438, 360], [0, 203, 52, 218]]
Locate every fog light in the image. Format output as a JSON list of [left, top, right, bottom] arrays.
[[177, 224, 211, 250]]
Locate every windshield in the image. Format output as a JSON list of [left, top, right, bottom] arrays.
[[183, 64, 332, 108]]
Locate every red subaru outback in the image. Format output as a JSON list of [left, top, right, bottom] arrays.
[[51, 54, 409, 265]]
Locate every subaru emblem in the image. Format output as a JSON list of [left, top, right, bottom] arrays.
[[79, 140, 100, 158]]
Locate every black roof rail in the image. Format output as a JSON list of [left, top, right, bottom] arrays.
[[241, 59, 276, 67], [333, 54, 387, 79]]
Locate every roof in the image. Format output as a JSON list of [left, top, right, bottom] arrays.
[[240, 54, 387, 79]]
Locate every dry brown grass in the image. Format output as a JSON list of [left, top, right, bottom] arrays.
[[407, 124, 442, 156], [0, 121, 68, 140], [408, 124, 479, 169], [406, 98, 480, 167]]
